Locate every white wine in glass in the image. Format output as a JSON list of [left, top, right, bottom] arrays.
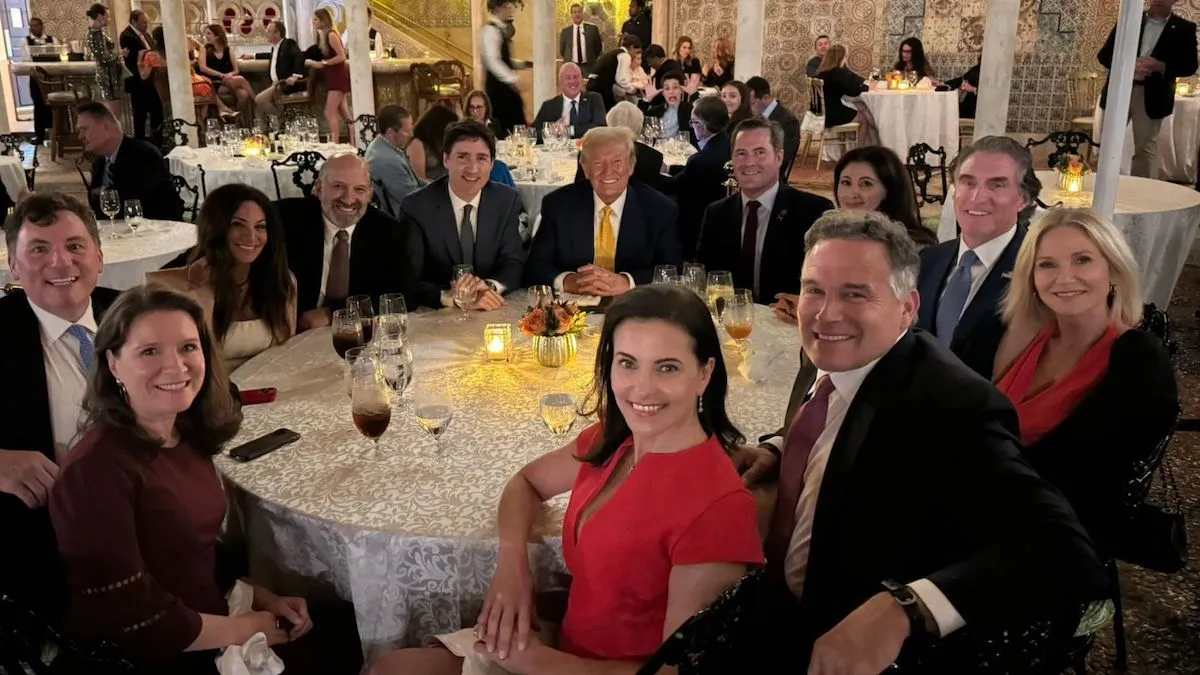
[[539, 393, 577, 436], [706, 271, 734, 322], [415, 404, 454, 442]]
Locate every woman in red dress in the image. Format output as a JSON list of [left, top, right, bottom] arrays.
[[367, 284, 764, 674], [311, 8, 352, 143]]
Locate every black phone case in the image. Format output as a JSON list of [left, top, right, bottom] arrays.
[[228, 428, 300, 462]]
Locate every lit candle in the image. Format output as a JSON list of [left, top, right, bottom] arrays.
[[897, 81, 910, 90], [58, 51, 68, 62], [1177, 82, 1191, 96], [483, 324, 512, 362]]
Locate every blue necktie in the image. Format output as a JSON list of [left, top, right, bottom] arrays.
[[934, 250, 979, 347], [67, 324, 95, 372], [569, 99, 579, 129]]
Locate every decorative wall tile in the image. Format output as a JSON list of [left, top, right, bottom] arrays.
[[921, 16, 959, 53], [959, 16, 984, 53]]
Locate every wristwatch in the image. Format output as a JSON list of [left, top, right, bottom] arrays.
[[882, 579, 931, 640]]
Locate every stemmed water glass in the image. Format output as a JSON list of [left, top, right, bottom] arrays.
[[379, 293, 408, 338], [414, 386, 454, 451], [376, 333, 413, 410], [529, 285, 553, 308], [100, 188, 120, 235], [124, 199, 144, 236], [451, 264, 476, 322], [347, 295, 375, 343], [706, 271, 734, 322], [204, 118, 221, 148], [683, 263, 706, 298], [653, 265, 679, 284], [350, 355, 391, 460]]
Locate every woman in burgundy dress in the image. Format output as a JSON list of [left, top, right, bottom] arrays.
[[367, 284, 764, 674], [49, 286, 361, 674], [311, 8, 352, 143]]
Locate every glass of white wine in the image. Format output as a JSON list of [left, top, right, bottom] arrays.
[[415, 387, 454, 451], [706, 270, 734, 323], [723, 288, 755, 356], [539, 392, 578, 437], [124, 199, 144, 236]]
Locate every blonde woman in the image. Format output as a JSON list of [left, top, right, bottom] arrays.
[[701, 36, 734, 88], [993, 207, 1177, 559], [310, 8, 352, 143], [672, 36, 703, 95]]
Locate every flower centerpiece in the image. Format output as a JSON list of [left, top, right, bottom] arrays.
[[1054, 153, 1090, 193], [886, 71, 905, 90], [519, 300, 587, 367]]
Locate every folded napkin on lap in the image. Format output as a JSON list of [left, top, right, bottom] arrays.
[[215, 581, 285, 675], [737, 345, 789, 384]]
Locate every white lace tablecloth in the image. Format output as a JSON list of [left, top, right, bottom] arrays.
[[937, 171, 1200, 307], [167, 143, 358, 199], [216, 293, 801, 657], [0, 220, 195, 290], [860, 89, 960, 163], [0, 155, 27, 198], [1094, 96, 1200, 183]]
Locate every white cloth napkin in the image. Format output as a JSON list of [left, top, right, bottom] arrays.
[[558, 292, 602, 307], [170, 146, 198, 160], [434, 629, 512, 675], [215, 581, 285, 675], [737, 345, 788, 384], [916, 77, 934, 90]]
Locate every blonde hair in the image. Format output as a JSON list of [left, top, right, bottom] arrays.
[[713, 36, 733, 65], [580, 125, 636, 165], [314, 8, 334, 55], [1002, 207, 1143, 329], [818, 45, 847, 74], [605, 101, 644, 136]]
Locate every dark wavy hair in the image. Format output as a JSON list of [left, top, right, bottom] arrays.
[[834, 146, 935, 248], [579, 285, 743, 466], [83, 285, 242, 453], [722, 80, 753, 132], [895, 37, 932, 77], [192, 184, 294, 345], [413, 104, 461, 159]]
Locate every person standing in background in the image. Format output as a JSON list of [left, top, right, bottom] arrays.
[[559, 3, 603, 75], [25, 17, 55, 145], [621, 0, 652, 71], [481, 0, 527, 139]]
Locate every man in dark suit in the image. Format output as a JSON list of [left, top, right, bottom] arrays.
[[0, 193, 120, 623], [78, 101, 183, 222], [532, 63, 606, 141], [589, 34, 642, 110], [697, 118, 832, 305], [621, 0, 652, 69], [738, 210, 1105, 671], [660, 95, 731, 259], [638, 43, 684, 107], [917, 136, 1037, 380], [944, 61, 980, 119], [644, 72, 692, 141], [558, 3, 603, 75], [399, 120, 525, 311], [573, 101, 663, 188], [1098, 0, 1198, 178], [246, 20, 306, 120], [119, 10, 163, 146], [527, 126, 681, 294], [276, 154, 421, 330], [747, 76, 801, 181]]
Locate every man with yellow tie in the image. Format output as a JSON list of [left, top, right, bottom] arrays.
[[524, 127, 682, 295]]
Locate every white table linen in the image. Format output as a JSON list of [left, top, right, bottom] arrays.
[[0, 155, 28, 198], [860, 89, 960, 163], [0, 220, 196, 290], [936, 171, 1200, 307], [217, 294, 801, 657], [167, 144, 358, 199], [1093, 96, 1200, 184]]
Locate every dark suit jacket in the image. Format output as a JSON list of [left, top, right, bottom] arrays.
[[1020, 329, 1178, 560], [89, 137, 184, 222], [696, 184, 833, 304], [0, 287, 120, 622], [589, 48, 626, 109], [1099, 13, 1199, 119], [398, 177, 526, 309], [254, 38, 306, 95], [573, 141, 664, 190], [524, 180, 681, 287], [820, 67, 867, 128], [532, 92, 606, 140], [659, 132, 732, 259], [768, 102, 802, 178], [945, 62, 980, 119], [276, 197, 421, 315], [916, 228, 1025, 380], [558, 22, 603, 69], [119, 26, 150, 84], [751, 331, 1107, 663]]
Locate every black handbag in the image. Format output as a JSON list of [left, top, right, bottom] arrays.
[[1115, 457, 1189, 574]]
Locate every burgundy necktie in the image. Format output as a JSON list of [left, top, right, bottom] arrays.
[[326, 229, 350, 303], [738, 200, 761, 297], [764, 375, 835, 568]]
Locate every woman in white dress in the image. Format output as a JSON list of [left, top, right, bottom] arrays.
[[148, 184, 296, 372]]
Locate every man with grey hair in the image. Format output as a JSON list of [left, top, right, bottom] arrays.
[[740, 210, 1105, 672], [659, 95, 731, 257], [78, 101, 182, 222], [531, 62, 606, 140], [275, 153, 420, 330], [917, 135, 1034, 379]]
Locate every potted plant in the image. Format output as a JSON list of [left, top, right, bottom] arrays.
[[1055, 153, 1090, 193], [519, 300, 587, 367]]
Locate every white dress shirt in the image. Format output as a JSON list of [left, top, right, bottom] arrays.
[[318, 217, 356, 306], [440, 188, 506, 306], [762, 98, 779, 119], [572, 23, 586, 63], [29, 298, 96, 462], [1139, 15, 1169, 59], [740, 181, 780, 298], [615, 49, 636, 95], [661, 105, 680, 138], [268, 43, 280, 83], [482, 19, 519, 85], [945, 225, 1017, 318], [552, 189, 637, 293], [773, 332, 966, 638]]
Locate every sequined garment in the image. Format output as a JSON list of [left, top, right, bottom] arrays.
[[88, 27, 123, 101]]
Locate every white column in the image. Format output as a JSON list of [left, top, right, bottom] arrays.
[[206, 0, 218, 23], [345, 0, 375, 118], [532, 0, 556, 108], [113, 0, 134, 40], [651, 0, 670, 49], [294, 0, 315, 49], [1093, 0, 1142, 219], [161, 0, 198, 145], [733, 0, 764, 81], [470, 0, 484, 90], [973, 0, 1019, 138]]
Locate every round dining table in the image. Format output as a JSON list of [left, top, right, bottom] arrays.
[[1093, 95, 1200, 184], [216, 292, 800, 657], [167, 143, 358, 199], [0, 155, 28, 198], [859, 88, 960, 163], [936, 171, 1200, 307], [0, 219, 195, 290]]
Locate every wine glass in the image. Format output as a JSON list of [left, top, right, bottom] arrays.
[[100, 188, 120, 234], [379, 293, 408, 337], [539, 391, 577, 437], [347, 295, 375, 343], [331, 309, 364, 358], [414, 387, 454, 451], [351, 357, 391, 460], [377, 338, 413, 409], [722, 288, 755, 355], [683, 263, 707, 298], [374, 313, 406, 344], [653, 265, 679, 284], [204, 118, 221, 148], [343, 345, 368, 398], [124, 199, 144, 236], [452, 264, 476, 322], [529, 284, 553, 308], [706, 271, 734, 322]]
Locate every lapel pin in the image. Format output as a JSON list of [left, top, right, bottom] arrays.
[[1001, 271, 1013, 279]]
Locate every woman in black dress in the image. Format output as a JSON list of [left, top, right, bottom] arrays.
[[197, 24, 254, 120], [481, 0, 526, 139], [817, 45, 877, 145], [702, 36, 734, 88], [672, 36, 703, 96]]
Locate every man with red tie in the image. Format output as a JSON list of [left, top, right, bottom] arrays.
[[731, 210, 1105, 671]]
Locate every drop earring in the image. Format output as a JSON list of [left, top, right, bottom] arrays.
[[697, 395, 704, 414], [116, 379, 127, 399]]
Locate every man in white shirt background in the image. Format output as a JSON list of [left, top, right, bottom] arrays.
[[558, 3, 602, 75]]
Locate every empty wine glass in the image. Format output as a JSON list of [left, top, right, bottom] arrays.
[[683, 263, 707, 297], [653, 265, 679, 284], [374, 313, 406, 344], [452, 264, 476, 322], [124, 199, 143, 235], [331, 309, 364, 358], [379, 293, 408, 337], [351, 356, 391, 460], [100, 188, 120, 233], [414, 386, 454, 451], [347, 295, 375, 343], [529, 284, 553, 308], [377, 338, 413, 409]]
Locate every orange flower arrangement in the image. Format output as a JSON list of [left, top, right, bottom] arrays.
[[519, 300, 587, 337]]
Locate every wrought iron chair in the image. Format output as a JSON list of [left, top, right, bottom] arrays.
[[157, 118, 201, 154], [1026, 131, 1099, 170], [356, 114, 379, 155], [171, 170, 202, 223], [0, 594, 135, 675], [803, 76, 859, 171], [906, 142, 949, 205], [270, 150, 324, 200]]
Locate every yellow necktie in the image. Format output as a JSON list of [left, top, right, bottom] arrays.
[[595, 205, 616, 272]]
